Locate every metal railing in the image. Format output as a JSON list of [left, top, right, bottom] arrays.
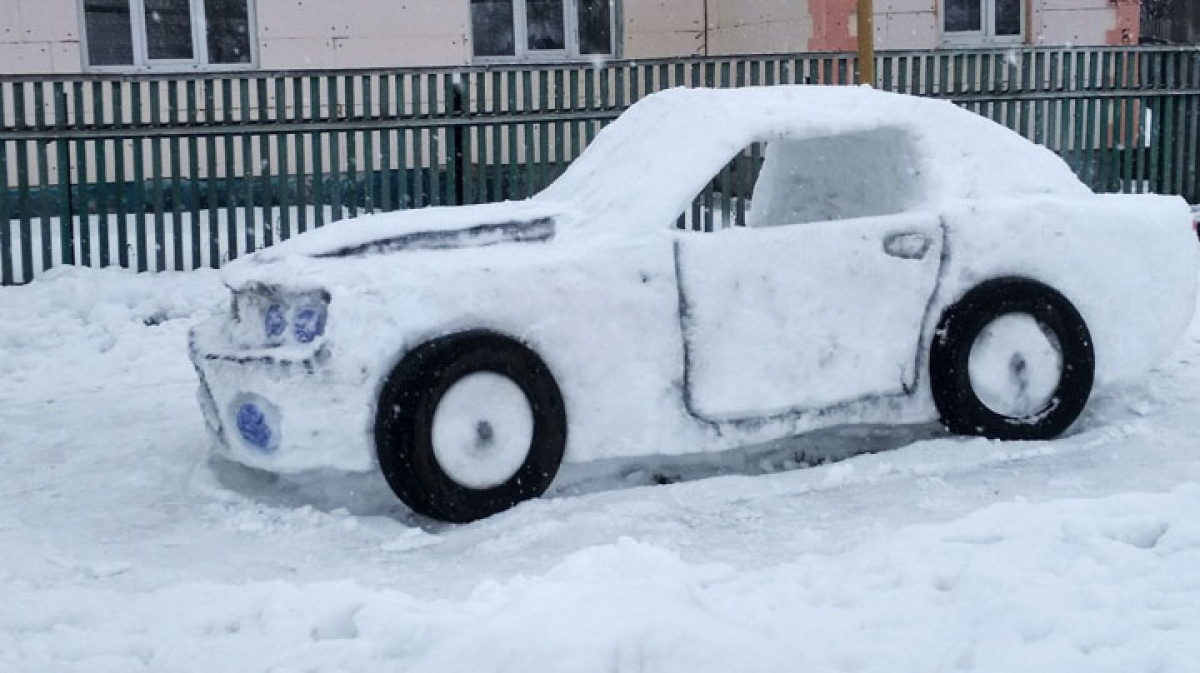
[[2, 45, 1199, 284]]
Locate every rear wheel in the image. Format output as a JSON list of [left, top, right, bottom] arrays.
[[375, 331, 567, 522], [930, 278, 1094, 440]]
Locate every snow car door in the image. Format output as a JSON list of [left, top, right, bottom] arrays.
[[675, 212, 944, 421]]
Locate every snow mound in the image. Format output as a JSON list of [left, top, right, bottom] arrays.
[[0, 267, 224, 399], [4, 489, 1200, 672]]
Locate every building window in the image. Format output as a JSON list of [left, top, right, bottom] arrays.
[[470, 0, 616, 61], [80, 0, 257, 71], [942, 0, 1023, 44]]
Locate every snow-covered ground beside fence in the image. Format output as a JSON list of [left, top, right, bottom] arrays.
[[2, 266, 1200, 672]]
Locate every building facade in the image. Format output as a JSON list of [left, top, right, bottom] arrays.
[[1, 0, 1143, 75]]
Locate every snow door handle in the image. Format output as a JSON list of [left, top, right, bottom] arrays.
[[882, 231, 934, 260]]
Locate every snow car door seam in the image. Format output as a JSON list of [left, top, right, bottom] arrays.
[[671, 240, 724, 435], [907, 218, 951, 396]]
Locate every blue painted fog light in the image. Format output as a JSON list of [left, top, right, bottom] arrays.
[[233, 394, 280, 454]]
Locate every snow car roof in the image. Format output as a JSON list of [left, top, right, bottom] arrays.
[[537, 85, 1091, 231]]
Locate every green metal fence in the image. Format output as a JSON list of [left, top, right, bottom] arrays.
[[2, 46, 1199, 285]]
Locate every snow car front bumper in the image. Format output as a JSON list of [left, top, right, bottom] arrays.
[[188, 318, 377, 473]]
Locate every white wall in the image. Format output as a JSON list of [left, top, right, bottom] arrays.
[[1032, 0, 1128, 45], [0, 0, 81, 74], [875, 0, 938, 50], [707, 0, 814, 55], [623, 0, 704, 58], [258, 0, 470, 69]]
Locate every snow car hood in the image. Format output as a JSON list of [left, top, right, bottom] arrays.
[[221, 200, 562, 289]]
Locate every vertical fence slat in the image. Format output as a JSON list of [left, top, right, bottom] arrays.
[[328, 75, 343, 222], [345, 75, 359, 217], [112, 82, 128, 269], [1148, 108, 1163, 193], [397, 73, 409, 212], [149, 82, 166, 270], [33, 82, 51, 271], [93, 81, 110, 269], [255, 77, 273, 247], [0, 82, 9, 285], [131, 81, 147, 271], [536, 69, 549, 195], [1172, 53, 1184, 198], [379, 74, 393, 213], [1187, 52, 1200, 203], [411, 74, 425, 209], [472, 71, 484, 204], [520, 69, 533, 201], [238, 78, 254, 252], [444, 72, 457, 206], [1096, 53, 1112, 192], [167, 82, 183, 270], [310, 76, 325, 229], [1046, 52, 1060, 154], [203, 79, 219, 267], [550, 68, 563, 189], [1119, 51, 1137, 194], [719, 60, 732, 229], [186, 80, 201, 270], [496, 70, 511, 203], [71, 81, 90, 270], [221, 79, 237, 258], [290, 76, 307, 235], [426, 73, 441, 206], [52, 83, 72, 267], [1163, 54, 1178, 197], [275, 77, 291, 240], [363, 74, 376, 213], [14, 83, 32, 282]]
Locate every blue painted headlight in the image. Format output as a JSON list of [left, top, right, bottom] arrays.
[[264, 304, 287, 340], [236, 402, 274, 452], [293, 306, 327, 344]]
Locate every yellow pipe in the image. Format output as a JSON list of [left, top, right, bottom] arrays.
[[856, 0, 875, 86]]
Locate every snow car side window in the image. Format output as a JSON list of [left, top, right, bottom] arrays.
[[674, 142, 769, 232], [747, 128, 925, 227]]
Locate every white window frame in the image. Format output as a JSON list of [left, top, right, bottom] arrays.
[[78, 0, 259, 73], [940, 0, 1024, 46], [472, 0, 620, 63]]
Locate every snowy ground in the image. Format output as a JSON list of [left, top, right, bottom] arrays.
[[2, 267, 1200, 672]]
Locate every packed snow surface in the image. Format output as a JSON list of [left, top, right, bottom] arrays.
[[4, 266, 1200, 672]]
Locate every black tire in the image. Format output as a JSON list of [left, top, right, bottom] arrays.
[[930, 277, 1094, 440], [375, 330, 567, 523]]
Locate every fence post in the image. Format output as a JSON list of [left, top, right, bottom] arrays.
[[452, 74, 468, 206]]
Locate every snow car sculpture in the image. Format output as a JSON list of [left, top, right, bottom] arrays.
[[190, 86, 1198, 522]]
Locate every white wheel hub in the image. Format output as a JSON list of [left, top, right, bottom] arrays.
[[431, 372, 534, 489], [968, 313, 1064, 418]]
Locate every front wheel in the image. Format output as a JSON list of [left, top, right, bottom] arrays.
[[929, 278, 1094, 440], [375, 331, 567, 523]]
